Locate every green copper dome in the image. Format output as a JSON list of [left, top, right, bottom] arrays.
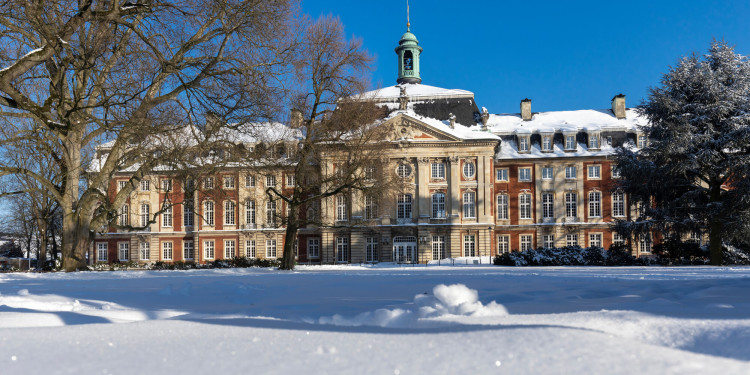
[[399, 31, 419, 45], [395, 28, 422, 84]]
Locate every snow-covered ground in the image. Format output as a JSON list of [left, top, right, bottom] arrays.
[[1, 265, 749, 374]]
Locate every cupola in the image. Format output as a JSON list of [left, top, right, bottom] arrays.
[[395, 4, 422, 84]]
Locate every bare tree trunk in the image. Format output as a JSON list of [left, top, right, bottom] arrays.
[[708, 184, 724, 266], [280, 211, 299, 270], [35, 217, 48, 269]]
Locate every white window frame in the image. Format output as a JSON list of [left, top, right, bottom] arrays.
[[246, 200, 256, 224], [223, 176, 235, 189], [396, 164, 412, 178], [307, 238, 320, 259], [246, 240, 256, 258], [431, 163, 445, 179], [639, 235, 652, 253], [542, 136, 553, 151], [204, 200, 215, 226], [336, 195, 348, 221], [432, 236, 446, 260], [587, 165, 601, 180], [162, 242, 173, 260], [118, 242, 129, 261], [161, 179, 172, 192], [462, 161, 476, 179], [204, 240, 215, 260], [183, 200, 194, 227], [520, 235, 533, 251], [566, 234, 578, 247], [224, 240, 236, 259], [638, 134, 647, 149], [97, 243, 108, 262], [266, 175, 276, 187], [364, 195, 378, 220], [496, 168, 509, 182], [496, 194, 509, 220], [119, 205, 129, 226], [542, 193, 554, 219], [565, 134, 577, 150], [565, 166, 577, 180], [204, 177, 214, 189], [519, 193, 532, 220], [266, 200, 277, 227], [140, 179, 150, 191], [161, 201, 172, 227], [140, 242, 150, 261], [589, 133, 600, 149], [612, 192, 625, 217], [463, 235, 476, 257], [432, 193, 446, 219], [366, 237, 378, 263], [613, 233, 626, 246], [286, 174, 296, 187], [543, 235, 554, 249], [518, 136, 530, 152], [462, 192, 476, 219], [245, 174, 255, 187], [224, 200, 236, 225], [519, 167, 531, 182], [118, 180, 128, 192], [497, 235, 510, 254], [565, 192, 577, 218], [335, 237, 348, 263], [588, 191, 602, 218], [612, 165, 622, 178], [589, 233, 603, 248], [140, 203, 150, 227], [266, 239, 277, 258], [541, 167, 553, 180], [183, 241, 194, 260], [397, 194, 412, 219]]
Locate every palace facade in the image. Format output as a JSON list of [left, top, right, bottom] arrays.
[[91, 25, 650, 265]]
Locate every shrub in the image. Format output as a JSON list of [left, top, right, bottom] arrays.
[[494, 245, 638, 267]]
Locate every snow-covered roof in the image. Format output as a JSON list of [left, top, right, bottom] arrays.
[[362, 83, 474, 102], [486, 109, 647, 135], [496, 139, 619, 160], [385, 110, 500, 141]]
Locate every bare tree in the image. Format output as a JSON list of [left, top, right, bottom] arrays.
[[0, 0, 296, 271], [257, 15, 393, 270]]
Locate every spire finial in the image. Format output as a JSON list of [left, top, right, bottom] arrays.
[[407, 0, 410, 31]]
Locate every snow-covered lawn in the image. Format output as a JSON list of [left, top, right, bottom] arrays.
[[1, 265, 749, 374]]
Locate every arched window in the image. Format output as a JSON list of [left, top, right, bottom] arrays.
[[403, 50, 413, 71]]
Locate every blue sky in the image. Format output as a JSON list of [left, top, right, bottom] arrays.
[[301, 0, 750, 113]]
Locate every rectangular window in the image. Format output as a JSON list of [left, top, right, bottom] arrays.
[[496, 168, 509, 182], [613, 233, 626, 246], [432, 236, 446, 260], [245, 200, 256, 225], [588, 191, 602, 217], [224, 201, 236, 225], [612, 165, 621, 178], [397, 194, 412, 219], [431, 163, 445, 179], [364, 195, 378, 220], [183, 241, 194, 260], [286, 174, 296, 187], [118, 205, 129, 226], [638, 135, 647, 149], [245, 240, 256, 258], [497, 194, 509, 220], [565, 166, 577, 180], [519, 167, 531, 182], [589, 234, 602, 248], [541, 167, 553, 180], [140, 180, 150, 191], [266, 200, 277, 227], [543, 235, 554, 249], [307, 238, 320, 259], [518, 136, 529, 152], [225, 240, 236, 259], [204, 201, 215, 226], [245, 175, 255, 187], [97, 243, 108, 262], [364, 167, 376, 180], [542, 193, 554, 219], [266, 239, 277, 258], [542, 136, 553, 151], [266, 175, 276, 187], [223, 176, 235, 189], [118, 242, 129, 261], [520, 235, 533, 251], [463, 192, 476, 218], [497, 235, 509, 254], [612, 192, 625, 217], [184, 200, 194, 227], [432, 193, 446, 219], [162, 242, 173, 260], [565, 135, 576, 150], [463, 235, 476, 257], [519, 193, 532, 220], [204, 240, 214, 259], [162, 202, 172, 227], [565, 192, 577, 218], [140, 203, 150, 227], [161, 179, 172, 192], [140, 242, 150, 260], [588, 165, 601, 179], [640, 235, 652, 253], [336, 195, 348, 221], [366, 237, 378, 263], [118, 180, 128, 192], [566, 234, 578, 247], [336, 237, 348, 263], [589, 134, 599, 149], [204, 177, 214, 189]]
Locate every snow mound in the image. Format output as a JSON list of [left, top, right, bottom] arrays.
[[319, 284, 507, 327]]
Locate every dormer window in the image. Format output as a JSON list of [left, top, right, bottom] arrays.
[[638, 134, 647, 149], [588, 133, 600, 149], [518, 136, 530, 152], [542, 136, 553, 152], [565, 134, 577, 151]]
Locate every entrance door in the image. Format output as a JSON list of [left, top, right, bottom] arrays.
[[392, 236, 417, 264]]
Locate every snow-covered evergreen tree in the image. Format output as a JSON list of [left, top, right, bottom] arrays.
[[614, 41, 750, 265]]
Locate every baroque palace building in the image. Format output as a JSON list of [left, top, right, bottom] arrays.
[[91, 25, 650, 265]]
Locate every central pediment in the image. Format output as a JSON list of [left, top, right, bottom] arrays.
[[384, 113, 462, 142]]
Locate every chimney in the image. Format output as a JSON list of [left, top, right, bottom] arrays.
[[480, 107, 490, 130], [290, 109, 303, 128], [449, 113, 456, 129], [612, 94, 626, 119], [521, 98, 532, 121]]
